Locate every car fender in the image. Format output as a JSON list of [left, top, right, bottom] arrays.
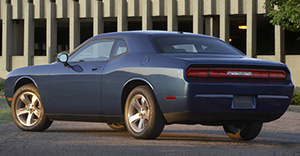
[[14, 76, 38, 90]]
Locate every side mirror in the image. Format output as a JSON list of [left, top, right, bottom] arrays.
[[57, 53, 68, 62], [57, 53, 69, 67]]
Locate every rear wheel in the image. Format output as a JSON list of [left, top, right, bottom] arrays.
[[106, 123, 126, 131], [11, 84, 52, 131], [223, 121, 263, 141], [124, 85, 165, 139]]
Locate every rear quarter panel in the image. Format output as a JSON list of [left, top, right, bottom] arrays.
[[101, 54, 188, 115]]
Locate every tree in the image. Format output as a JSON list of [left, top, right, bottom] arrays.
[[266, 0, 300, 32]]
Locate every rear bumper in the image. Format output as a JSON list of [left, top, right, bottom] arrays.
[[160, 83, 294, 125], [164, 111, 286, 125], [164, 94, 290, 125]]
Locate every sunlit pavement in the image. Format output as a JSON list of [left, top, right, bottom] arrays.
[[0, 111, 299, 156]]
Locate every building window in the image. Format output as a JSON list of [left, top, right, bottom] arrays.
[[34, 19, 46, 56], [57, 19, 69, 54], [257, 16, 274, 55], [104, 18, 117, 33], [80, 18, 93, 43], [153, 17, 167, 30], [230, 15, 246, 54], [178, 16, 193, 33], [128, 17, 142, 31], [286, 31, 300, 55]]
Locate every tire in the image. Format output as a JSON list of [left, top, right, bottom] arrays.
[[223, 121, 263, 141], [107, 123, 127, 131], [11, 84, 52, 131], [124, 85, 165, 139]]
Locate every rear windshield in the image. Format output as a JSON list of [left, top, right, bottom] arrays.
[[153, 36, 243, 55]]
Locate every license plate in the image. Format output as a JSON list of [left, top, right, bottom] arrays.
[[232, 96, 256, 109]]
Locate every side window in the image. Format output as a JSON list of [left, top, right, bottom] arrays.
[[173, 44, 198, 53], [111, 40, 128, 57], [68, 39, 115, 62]]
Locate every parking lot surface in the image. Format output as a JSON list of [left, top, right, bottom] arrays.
[[0, 111, 299, 156]]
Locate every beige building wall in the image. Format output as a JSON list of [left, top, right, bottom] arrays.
[[286, 56, 300, 87], [0, 0, 299, 87]]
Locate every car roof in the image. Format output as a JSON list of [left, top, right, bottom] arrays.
[[80, 31, 218, 54], [91, 30, 216, 39]]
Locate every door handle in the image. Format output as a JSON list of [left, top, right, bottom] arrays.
[[92, 67, 100, 71]]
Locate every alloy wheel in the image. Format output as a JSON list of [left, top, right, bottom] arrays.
[[15, 92, 41, 127], [127, 94, 150, 133]]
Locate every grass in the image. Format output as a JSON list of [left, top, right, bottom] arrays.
[[0, 92, 12, 124]]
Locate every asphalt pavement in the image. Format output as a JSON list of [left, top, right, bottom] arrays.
[[0, 110, 300, 156]]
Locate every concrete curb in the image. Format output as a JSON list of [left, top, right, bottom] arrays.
[[287, 105, 300, 113]]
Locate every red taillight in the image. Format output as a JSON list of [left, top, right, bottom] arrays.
[[186, 68, 286, 79], [208, 69, 228, 77], [186, 68, 209, 77], [269, 70, 286, 79], [251, 70, 269, 78]]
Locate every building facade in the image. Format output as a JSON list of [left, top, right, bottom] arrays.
[[0, 0, 300, 86]]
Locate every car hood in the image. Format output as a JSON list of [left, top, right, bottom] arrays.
[[5, 63, 56, 79], [159, 53, 286, 67]]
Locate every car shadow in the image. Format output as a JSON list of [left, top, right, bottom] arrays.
[[43, 128, 300, 147], [46, 129, 129, 135], [157, 130, 300, 147]]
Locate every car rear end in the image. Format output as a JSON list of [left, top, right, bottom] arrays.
[[150, 33, 294, 125], [179, 62, 294, 125]]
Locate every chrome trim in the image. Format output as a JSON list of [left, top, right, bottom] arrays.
[[257, 95, 289, 99], [15, 76, 38, 89], [123, 77, 155, 91], [195, 94, 233, 98]]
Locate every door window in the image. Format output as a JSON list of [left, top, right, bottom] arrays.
[[68, 39, 115, 62], [111, 39, 128, 57]]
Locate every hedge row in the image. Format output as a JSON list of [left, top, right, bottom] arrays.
[[0, 78, 300, 105], [291, 93, 300, 106], [0, 78, 4, 92], [293, 86, 300, 106]]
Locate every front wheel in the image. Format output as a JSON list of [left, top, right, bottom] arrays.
[[223, 121, 263, 141], [124, 85, 165, 139], [11, 84, 52, 131]]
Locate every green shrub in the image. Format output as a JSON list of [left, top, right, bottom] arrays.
[[0, 98, 12, 124], [291, 92, 300, 106], [0, 78, 4, 92]]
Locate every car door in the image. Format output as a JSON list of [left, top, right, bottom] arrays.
[[44, 39, 115, 115], [101, 39, 130, 116]]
